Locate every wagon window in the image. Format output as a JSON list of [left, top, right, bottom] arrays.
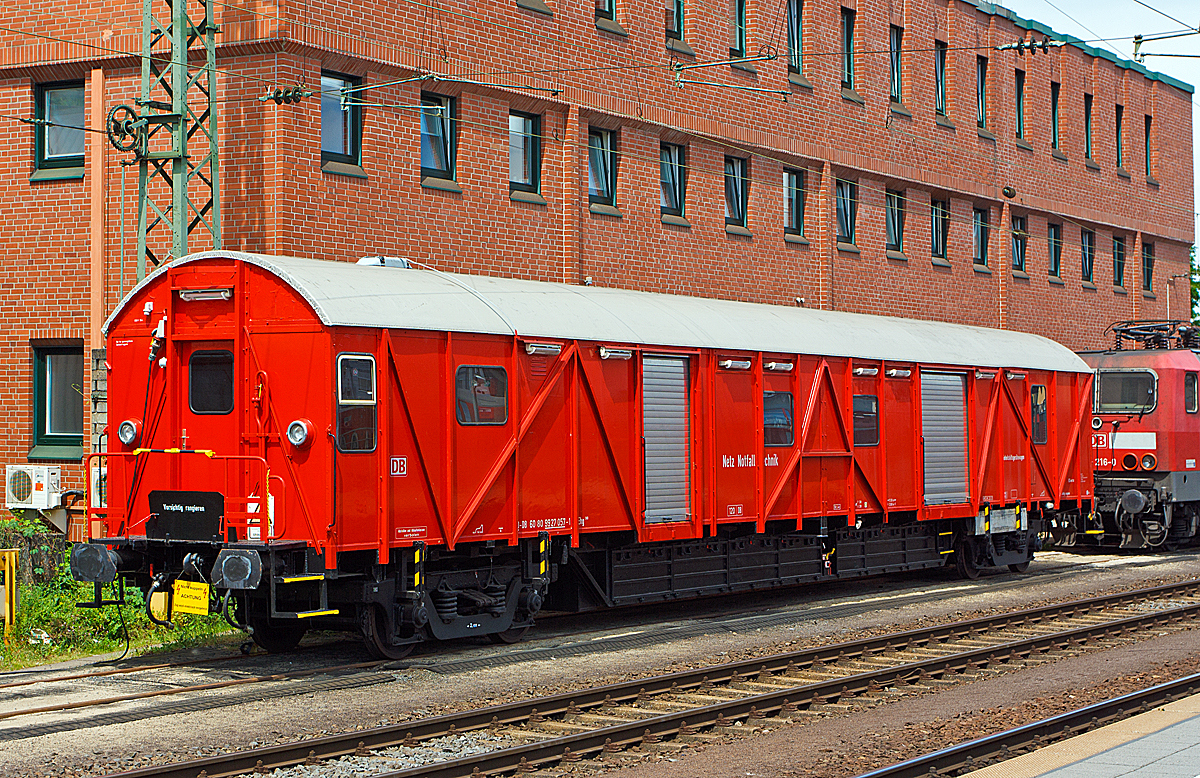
[[1187, 373, 1198, 413], [853, 394, 879, 446], [456, 366, 508, 425], [1031, 385, 1047, 444], [189, 350, 234, 414], [1096, 370, 1156, 414], [763, 391, 794, 446], [337, 354, 376, 452]]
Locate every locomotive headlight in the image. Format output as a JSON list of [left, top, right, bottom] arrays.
[[286, 418, 314, 449], [117, 419, 141, 446], [1141, 453, 1157, 471]]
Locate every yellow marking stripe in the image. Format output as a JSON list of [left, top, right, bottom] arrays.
[[414, 573, 421, 586], [938, 531, 954, 536], [1084, 530, 1106, 534], [940, 549, 956, 555], [295, 609, 339, 619], [280, 575, 325, 583]]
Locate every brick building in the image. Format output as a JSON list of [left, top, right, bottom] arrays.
[[0, 0, 1193, 489]]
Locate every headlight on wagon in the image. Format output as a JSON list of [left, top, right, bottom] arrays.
[[286, 418, 314, 449], [1141, 453, 1157, 471], [117, 419, 141, 446]]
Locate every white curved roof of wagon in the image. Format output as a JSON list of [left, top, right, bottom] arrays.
[[116, 252, 1089, 373]]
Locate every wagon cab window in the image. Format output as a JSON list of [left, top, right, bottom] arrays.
[[763, 391, 794, 446], [1031, 385, 1047, 444], [456, 366, 508, 425], [853, 395, 879, 446], [1097, 370, 1156, 414], [337, 354, 377, 452], [189, 350, 234, 414], [1186, 373, 1198, 413]]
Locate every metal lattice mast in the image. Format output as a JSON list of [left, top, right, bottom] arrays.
[[133, 0, 220, 278]]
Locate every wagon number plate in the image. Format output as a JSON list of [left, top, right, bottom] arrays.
[[172, 580, 211, 615]]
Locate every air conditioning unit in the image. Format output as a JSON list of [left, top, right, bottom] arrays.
[[6, 465, 62, 511]]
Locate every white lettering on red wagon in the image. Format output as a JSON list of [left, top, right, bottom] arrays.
[[390, 457, 407, 476], [721, 454, 757, 467]]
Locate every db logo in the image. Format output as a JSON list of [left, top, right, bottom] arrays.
[[1091, 433, 1108, 449], [389, 456, 407, 477]]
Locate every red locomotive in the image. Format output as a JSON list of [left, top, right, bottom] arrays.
[[71, 252, 1094, 657], [1054, 321, 1200, 549]]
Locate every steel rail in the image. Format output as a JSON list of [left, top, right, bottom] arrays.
[[99, 578, 1200, 778], [853, 671, 1200, 777]]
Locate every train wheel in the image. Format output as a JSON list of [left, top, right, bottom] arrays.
[[487, 625, 530, 645], [363, 605, 416, 661], [954, 539, 980, 580], [1007, 561, 1031, 573], [249, 620, 306, 654]]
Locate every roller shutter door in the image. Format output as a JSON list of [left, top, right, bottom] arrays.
[[642, 356, 691, 523], [921, 372, 968, 505]]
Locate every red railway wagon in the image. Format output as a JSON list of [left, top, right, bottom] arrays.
[[1059, 321, 1200, 549], [72, 252, 1094, 657]]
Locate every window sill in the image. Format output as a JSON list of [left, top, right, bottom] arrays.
[[1084, 158, 1101, 171], [935, 114, 955, 130], [589, 203, 622, 218], [595, 16, 627, 36], [28, 444, 83, 462], [726, 224, 753, 238], [977, 127, 996, 141], [1116, 167, 1132, 180], [1114, 285, 1127, 295], [321, 160, 368, 179], [841, 87, 864, 105], [1082, 281, 1097, 290], [973, 263, 992, 275], [886, 249, 907, 261], [788, 72, 813, 90], [1015, 138, 1034, 151], [510, 190, 547, 205], [661, 213, 691, 228], [1048, 275, 1065, 286], [422, 176, 463, 193], [784, 233, 810, 246], [1051, 148, 1068, 162], [1146, 175, 1160, 188], [1011, 269, 1030, 279], [516, 0, 553, 15], [731, 60, 757, 75], [836, 241, 860, 254], [1143, 291, 1157, 299], [30, 166, 84, 182], [666, 37, 694, 56], [889, 102, 912, 118]]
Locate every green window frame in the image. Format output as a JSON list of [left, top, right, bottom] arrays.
[[32, 344, 84, 459], [320, 72, 361, 167], [35, 81, 85, 172]]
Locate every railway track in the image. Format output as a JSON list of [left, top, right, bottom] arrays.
[[98, 578, 1200, 778]]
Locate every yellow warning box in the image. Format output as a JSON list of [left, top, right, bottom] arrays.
[[172, 580, 211, 616]]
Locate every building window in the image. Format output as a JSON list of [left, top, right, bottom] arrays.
[[835, 179, 857, 244], [764, 391, 794, 446], [1113, 236, 1126, 288], [931, 199, 949, 259], [588, 129, 616, 206], [1081, 229, 1095, 283], [189, 350, 234, 414], [1048, 223, 1063, 278], [724, 156, 748, 227], [1144, 115, 1153, 176], [509, 112, 541, 194], [1011, 215, 1027, 272], [595, 0, 614, 20], [976, 57, 987, 129], [1084, 94, 1093, 159], [456, 366, 509, 425], [972, 207, 989, 266], [885, 189, 904, 252], [1014, 69, 1025, 139], [420, 93, 455, 180], [1050, 81, 1061, 150], [1115, 104, 1124, 168], [889, 26, 903, 103], [1031, 385, 1047, 445], [853, 395, 879, 446], [32, 345, 83, 453], [786, 0, 802, 72], [35, 82, 84, 170], [666, 0, 684, 40], [730, 0, 747, 57], [337, 354, 377, 452], [784, 168, 805, 236], [320, 73, 360, 165], [660, 143, 685, 217], [840, 8, 855, 90], [934, 41, 947, 116], [1142, 241, 1154, 292]]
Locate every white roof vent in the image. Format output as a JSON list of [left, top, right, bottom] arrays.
[[357, 256, 412, 269]]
